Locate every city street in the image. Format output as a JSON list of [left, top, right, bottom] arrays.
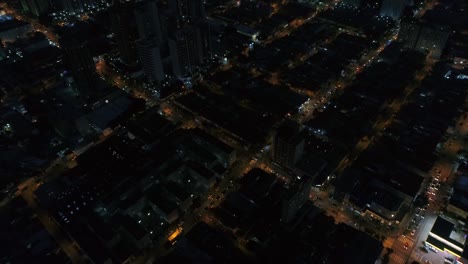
[[15, 158, 86, 264], [296, 29, 399, 124], [0, 2, 59, 46], [2, 0, 463, 263], [307, 52, 453, 264], [404, 103, 468, 264]]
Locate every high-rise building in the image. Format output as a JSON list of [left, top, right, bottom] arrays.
[[342, 0, 362, 8], [272, 121, 305, 169], [398, 20, 449, 59], [168, 0, 205, 24], [398, 19, 421, 49], [416, 25, 449, 59], [188, 0, 206, 21], [54, 0, 73, 12], [60, 35, 98, 94], [136, 38, 165, 82], [134, 0, 168, 81], [282, 177, 312, 223], [135, 0, 163, 43], [159, 8, 177, 41], [198, 22, 214, 60], [168, 0, 187, 23], [21, 0, 50, 17], [380, 0, 406, 20], [199, 18, 225, 59], [169, 26, 203, 78], [55, 0, 103, 13], [109, 0, 138, 66]]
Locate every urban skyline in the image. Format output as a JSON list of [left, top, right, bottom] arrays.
[[0, 0, 467, 264]]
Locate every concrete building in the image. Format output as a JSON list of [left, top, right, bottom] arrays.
[[109, 0, 138, 66], [342, 0, 362, 8], [54, 0, 105, 13], [136, 38, 165, 82], [60, 35, 99, 94], [168, 0, 205, 23], [425, 217, 467, 259], [380, 0, 406, 20], [0, 16, 32, 42], [446, 175, 468, 219], [20, 0, 50, 17], [191, 129, 237, 168], [398, 20, 449, 59], [169, 26, 203, 78], [272, 121, 305, 169], [398, 19, 421, 48], [282, 177, 313, 223], [118, 215, 151, 250], [135, 0, 163, 43], [148, 191, 180, 224], [416, 25, 449, 59], [188, 0, 206, 22]]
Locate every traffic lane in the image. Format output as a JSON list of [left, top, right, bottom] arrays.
[[21, 187, 85, 263], [0, 3, 59, 45], [13, 158, 88, 263], [407, 110, 468, 262]]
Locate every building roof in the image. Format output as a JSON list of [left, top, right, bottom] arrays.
[[431, 217, 456, 238], [191, 128, 234, 154], [126, 107, 175, 144], [87, 95, 133, 130], [428, 217, 466, 256], [164, 181, 191, 202], [118, 215, 147, 240], [187, 161, 215, 180], [148, 188, 178, 215], [240, 168, 277, 203], [276, 120, 305, 145], [450, 188, 468, 212], [426, 235, 464, 257], [0, 16, 29, 32]]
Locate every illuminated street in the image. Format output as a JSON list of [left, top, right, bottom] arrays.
[[1, 0, 467, 263]]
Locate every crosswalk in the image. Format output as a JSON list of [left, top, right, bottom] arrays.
[[398, 236, 415, 248], [390, 253, 406, 264]]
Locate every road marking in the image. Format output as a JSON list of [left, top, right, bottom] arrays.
[[390, 253, 406, 264], [398, 236, 415, 248]]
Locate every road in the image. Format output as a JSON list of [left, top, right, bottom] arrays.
[[0, 2, 59, 46], [296, 28, 399, 124], [310, 55, 438, 264], [3, 1, 449, 263], [95, 59, 155, 103], [0, 6, 109, 260], [264, 0, 341, 44], [133, 154, 253, 263], [14, 158, 87, 264], [404, 106, 468, 264]]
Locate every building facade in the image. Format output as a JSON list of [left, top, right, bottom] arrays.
[[21, 0, 50, 17], [60, 36, 98, 94], [136, 38, 165, 82], [169, 26, 203, 78], [109, 0, 138, 66], [380, 0, 406, 20], [272, 121, 305, 169]]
